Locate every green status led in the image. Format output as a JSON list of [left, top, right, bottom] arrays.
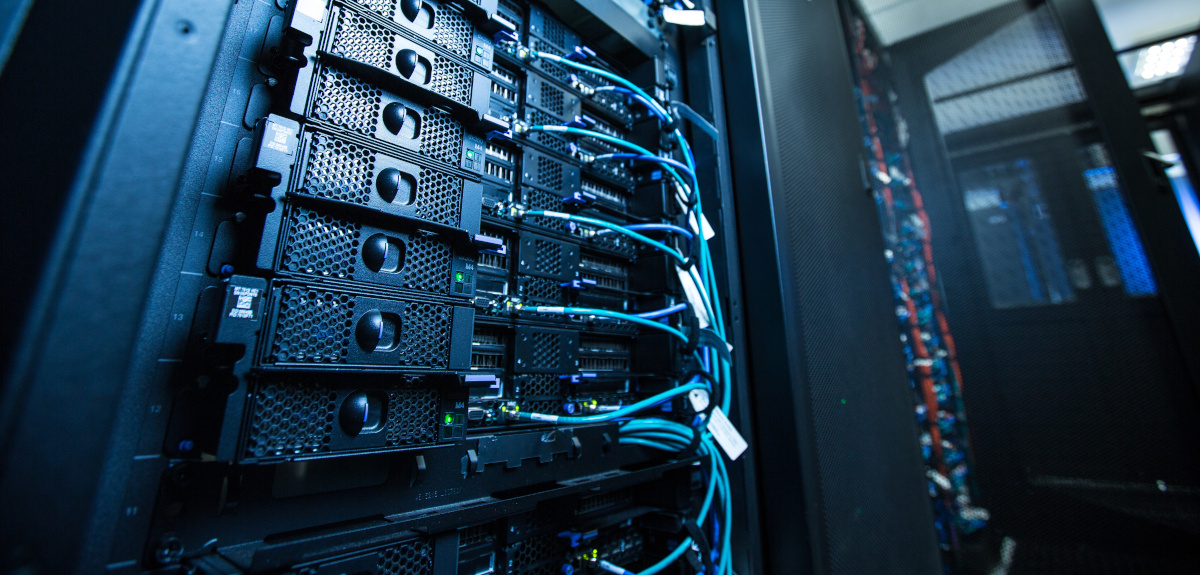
[[465, 150, 476, 160], [444, 413, 454, 425], [455, 272, 465, 282]]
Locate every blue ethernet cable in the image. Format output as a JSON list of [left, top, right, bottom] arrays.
[[636, 302, 689, 319], [506, 382, 707, 424], [624, 224, 694, 240], [533, 51, 672, 120], [522, 210, 688, 264], [528, 306, 687, 342], [593, 85, 668, 122], [593, 153, 699, 194], [516, 53, 736, 575], [525, 126, 692, 193]]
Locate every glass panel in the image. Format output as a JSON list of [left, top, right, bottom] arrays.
[[958, 159, 1075, 308]]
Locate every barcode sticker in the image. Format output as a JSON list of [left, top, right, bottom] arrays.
[[707, 406, 747, 460]]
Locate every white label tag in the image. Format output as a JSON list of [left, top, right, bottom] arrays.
[[296, 0, 327, 21], [706, 406, 747, 460], [676, 268, 711, 328], [688, 389, 710, 412]]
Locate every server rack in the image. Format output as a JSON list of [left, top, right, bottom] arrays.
[[0, 1, 761, 573], [4, 0, 1199, 574]]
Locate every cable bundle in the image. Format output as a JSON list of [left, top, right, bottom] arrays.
[[499, 48, 738, 575]]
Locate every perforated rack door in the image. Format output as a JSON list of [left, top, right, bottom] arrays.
[[295, 129, 479, 234], [305, 66, 481, 171], [278, 205, 469, 297], [263, 285, 471, 369]]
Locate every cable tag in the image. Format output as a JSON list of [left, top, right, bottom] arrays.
[[676, 269, 711, 328], [706, 406, 747, 460], [688, 389, 710, 412], [690, 211, 716, 240]]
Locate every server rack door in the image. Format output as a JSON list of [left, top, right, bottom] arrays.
[[861, 0, 1200, 571]]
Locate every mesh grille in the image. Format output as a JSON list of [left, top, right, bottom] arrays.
[[312, 68, 382, 135], [385, 387, 440, 446], [537, 16, 566, 50], [282, 208, 360, 278], [540, 81, 564, 116], [270, 288, 355, 364], [332, 10, 394, 68], [352, 0, 396, 19], [590, 233, 637, 258], [537, 156, 563, 190], [523, 188, 563, 228], [246, 382, 337, 457], [530, 39, 569, 83], [403, 235, 452, 292], [419, 109, 464, 164], [416, 167, 462, 226], [527, 109, 571, 154], [531, 331, 560, 369], [534, 239, 562, 275], [511, 534, 558, 569], [303, 132, 375, 205], [377, 539, 433, 575], [519, 399, 559, 416], [431, 55, 472, 104], [403, 302, 451, 367], [522, 374, 561, 398], [432, 8, 473, 57], [523, 276, 561, 304]]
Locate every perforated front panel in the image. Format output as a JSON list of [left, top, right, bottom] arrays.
[[311, 68, 383, 136], [521, 276, 562, 304], [530, 331, 560, 369], [245, 377, 440, 459], [533, 239, 562, 275], [402, 301, 451, 367], [281, 207, 360, 279], [536, 156, 563, 190], [416, 167, 463, 226], [431, 7, 473, 58], [298, 131, 464, 228], [378, 539, 433, 575], [246, 381, 337, 457], [303, 133, 375, 205], [520, 374, 562, 398], [278, 206, 453, 294], [267, 287, 453, 368], [351, 0, 397, 19], [270, 287, 355, 364], [431, 55, 472, 104], [332, 10, 394, 68], [419, 109, 465, 164]]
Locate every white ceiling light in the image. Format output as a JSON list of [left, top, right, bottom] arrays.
[[1133, 35, 1196, 81]]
